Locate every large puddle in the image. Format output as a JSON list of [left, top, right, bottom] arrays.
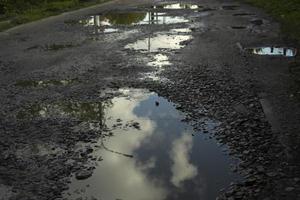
[[81, 12, 189, 28], [31, 88, 242, 200], [70, 3, 202, 33]]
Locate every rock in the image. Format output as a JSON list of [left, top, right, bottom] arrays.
[[266, 172, 277, 177], [256, 166, 265, 173], [233, 104, 248, 114], [251, 19, 263, 26], [75, 170, 93, 180], [245, 178, 256, 186], [285, 187, 294, 192], [155, 101, 159, 106]]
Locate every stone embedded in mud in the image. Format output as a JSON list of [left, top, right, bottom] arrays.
[[285, 187, 295, 192], [250, 19, 263, 26], [75, 170, 93, 180]]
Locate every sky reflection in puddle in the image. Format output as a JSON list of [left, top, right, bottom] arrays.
[[125, 34, 192, 52], [246, 47, 297, 57], [147, 54, 171, 67], [63, 89, 240, 200], [161, 3, 200, 10]]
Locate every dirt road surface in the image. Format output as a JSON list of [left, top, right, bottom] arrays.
[[0, 0, 299, 199]]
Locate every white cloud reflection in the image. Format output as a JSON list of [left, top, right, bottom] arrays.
[[66, 91, 168, 200], [170, 133, 198, 187]]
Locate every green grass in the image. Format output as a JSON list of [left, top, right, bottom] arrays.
[[244, 0, 300, 43], [0, 0, 110, 32]]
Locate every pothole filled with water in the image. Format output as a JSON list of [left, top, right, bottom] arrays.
[[52, 88, 241, 200], [246, 47, 297, 57], [147, 54, 171, 67]]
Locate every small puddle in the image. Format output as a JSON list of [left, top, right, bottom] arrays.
[[246, 47, 297, 57], [59, 88, 240, 200], [142, 54, 172, 81], [171, 28, 192, 33], [147, 54, 171, 67], [125, 34, 192, 52], [161, 3, 200, 10], [15, 79, 77, 88]]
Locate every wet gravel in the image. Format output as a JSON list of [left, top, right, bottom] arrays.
[[135, 64, 300, 200]]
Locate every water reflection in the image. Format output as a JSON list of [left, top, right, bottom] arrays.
[[246, 47, 297, 57], [171, 28, 192, 33], [81, 11, 188, 29], [135, 12, 189, 25], [147, 54, 171, 67], [162, 3, 199, 10], [170, 134, 198, 187], [64, 89, 240, 200], [125, 34, 192, 52]]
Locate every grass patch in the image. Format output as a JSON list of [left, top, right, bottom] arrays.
[[0, 0, 110, 32], [243, 0, 300, 43]]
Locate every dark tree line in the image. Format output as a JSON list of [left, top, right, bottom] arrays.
[[0, 0, 92, 15]]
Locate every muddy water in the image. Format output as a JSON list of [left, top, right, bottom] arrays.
[[63, 89, 240, 200]]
